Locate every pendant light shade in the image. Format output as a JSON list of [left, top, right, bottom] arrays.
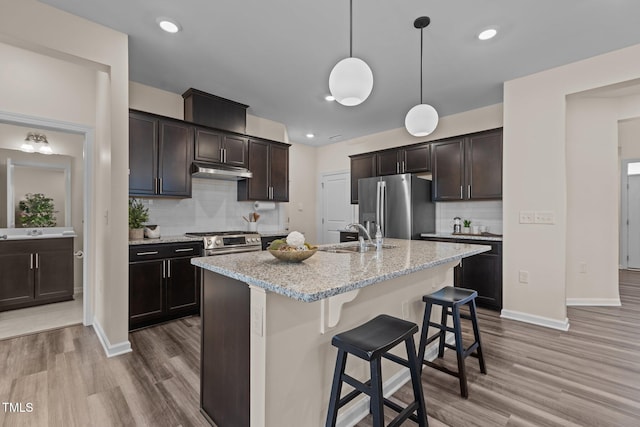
[[329, 0, 373, 106], [405, 16, 438, 137], [329, 57, 373, 106]]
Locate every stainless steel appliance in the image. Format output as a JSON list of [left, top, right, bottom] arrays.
[[358, 174, 435, 240], [184, 231, 262, 256]]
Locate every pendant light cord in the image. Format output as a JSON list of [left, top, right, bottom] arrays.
[[420, 26, 424, 105], [349, 0, 353, 57]]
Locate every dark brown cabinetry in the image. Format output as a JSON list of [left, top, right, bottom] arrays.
[[421, 237, 502, 310], [349, 153, 377, 204], [194, 127, 248, 168], [129, 111, 193, 198], [377, 143, 431, 176], [431, 129, 502, 201], [0, 238, 74, 312], [129, 241, 201, 330], [237, 139, 289, 202], [339, 231, 359, 243]]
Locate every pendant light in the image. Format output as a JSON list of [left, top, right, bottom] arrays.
[[329, 0, 373, 106], [405, 16, 439, 137]]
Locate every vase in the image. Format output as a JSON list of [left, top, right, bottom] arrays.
[[462, 227, 470, 234], [129, 228, 144, 240]]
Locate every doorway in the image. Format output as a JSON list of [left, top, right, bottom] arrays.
[[622, 159, 640, 269], [319, 171, 354, 244]]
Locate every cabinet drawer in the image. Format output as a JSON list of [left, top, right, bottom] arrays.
[[129, 242, 202, 262]]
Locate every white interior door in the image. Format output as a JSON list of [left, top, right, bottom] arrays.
[[628, 163, 640, 268], [320, 172, 351, 244]]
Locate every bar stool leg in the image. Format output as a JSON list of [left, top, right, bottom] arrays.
[[370, 357, 384, 427], [417, 301, 433, 369], [405, 338, 429, 427], [469, 299, 487, 374], [452, 305, 468, 398], [326, 349, 347, 427], [437, 306, 448, 358]]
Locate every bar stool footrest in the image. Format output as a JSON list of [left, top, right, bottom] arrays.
[[384, 398, 420, 427], [422, 359, 460, 379]]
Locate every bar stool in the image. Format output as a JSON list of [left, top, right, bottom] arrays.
[[417, 286, 486, 398], [325, 314, 428, 427]]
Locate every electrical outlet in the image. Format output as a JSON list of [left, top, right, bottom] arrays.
[[401, 301, 410, 320], [519, 270, 529, 284], [579, 262, 587, 273], [519, 211, 534, 224], [534, 211, 555, 224], [251, 307, 263, 336]]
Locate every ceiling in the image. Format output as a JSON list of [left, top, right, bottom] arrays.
[[39, 0, 640, 145]]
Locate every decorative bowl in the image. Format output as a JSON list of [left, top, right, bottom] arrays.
[[268, 248, 317, 263]]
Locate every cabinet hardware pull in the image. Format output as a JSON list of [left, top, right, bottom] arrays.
[[167, 260, 171, 278], [396, 162, 399, 174], [35, 253, 39, 269], [402, 160, 405, 173], [220, 148, 224, 162], [223, 148, 227, 163], [136, 251, 159, 256], [460, 186, 463, 199], [175, 248, 194, 252], [468, 184, 471, 198], [159, 178, 163, 194], [162, 260, 165, 278], [30, 253, 33, 270]]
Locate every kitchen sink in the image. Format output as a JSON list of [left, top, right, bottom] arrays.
[[318, 244, 397, 254]]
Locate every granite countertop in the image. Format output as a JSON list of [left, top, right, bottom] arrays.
[[128, 235, 203, 246], [191, 238, 490, 302], [420, 233, 503, 242], [259, 231, 290, 238]]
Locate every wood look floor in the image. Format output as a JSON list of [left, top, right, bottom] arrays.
[[1, 272, 639, 426]]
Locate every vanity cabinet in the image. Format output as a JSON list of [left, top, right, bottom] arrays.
[[129, 110, 193, 198], [349, 153, 377, 204], [237, 138, 289, 202], [194, 127, 248, 168], [0, 238, 74, 312], [431, 129, 502, 201], [128, 241, 202, 330]]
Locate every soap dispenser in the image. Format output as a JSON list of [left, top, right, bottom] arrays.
[[375, 225, 383, 251]]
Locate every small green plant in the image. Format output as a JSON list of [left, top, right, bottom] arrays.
[[19, 193, 57, 227], [463, 219, 472, 228], [128, 198, 149, 229]]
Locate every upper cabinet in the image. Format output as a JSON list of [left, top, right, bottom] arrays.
[[194, 127, 248, 168], [349, 153, 377, 204], [377, 143, 430, 176], [431, 128, 502, 201], [129, 111, 193, 198], [237, 139, 289, 202]]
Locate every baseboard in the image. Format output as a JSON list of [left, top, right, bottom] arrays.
[[500, 309, 570, 331], [92, 318, 132, 358], [74, 286, 83, 296], [336, 334, 454, 427], [566, 298, 621, 307]]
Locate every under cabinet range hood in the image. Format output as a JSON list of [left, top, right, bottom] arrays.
[[191, 162, 253, 180]]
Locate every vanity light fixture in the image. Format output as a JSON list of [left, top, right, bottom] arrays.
[[157, 18, 181, 34], [21, 132, 52, 155], [328, 0, 373, 106], [404, 16, 439, 137]]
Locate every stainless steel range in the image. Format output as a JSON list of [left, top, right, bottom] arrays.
[[185, 231, 262, 256]]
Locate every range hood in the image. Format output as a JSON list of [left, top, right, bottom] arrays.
[[191, 162, 253, 181]]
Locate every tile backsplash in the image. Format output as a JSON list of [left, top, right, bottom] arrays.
[[139, 178, 287, 236], [436, 200, 503, 234]]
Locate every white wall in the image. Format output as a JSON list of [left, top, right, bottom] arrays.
[[503, 43, 640, 327], [0, 0, 130, 355], [619, 117, 640, 159]]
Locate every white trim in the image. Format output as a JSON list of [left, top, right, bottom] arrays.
[[566, 298, 621, 306], [500, 309, 570, 331], [92, 318, 132, 358], [336, 334, 454, 427], [74, 286, 83, 296]]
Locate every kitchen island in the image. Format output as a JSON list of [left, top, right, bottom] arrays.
[[192, 238, 490, 427]]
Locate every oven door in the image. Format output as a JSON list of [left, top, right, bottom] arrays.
[[204, 246, 262, 256]]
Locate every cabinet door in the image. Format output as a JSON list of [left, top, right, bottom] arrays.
[[246, 139, 270, 200], [403, 143, 431, 173], [167, 257, 200, 315], [431, 139, 465, 201], [350, 153, 377, 204], [129, 113, 158, 196], [377, 149, 399, 176], [458, 253, 502, 310], [270, 143, 289, 202], [0, 251, 34, 311], [194, 128, 223, 163], [129, 259, 165, 328], [466, 130, 502, 200], [34, 239, 73, 301], [159, 120, 193, 197], [223, 135, 248, 168]]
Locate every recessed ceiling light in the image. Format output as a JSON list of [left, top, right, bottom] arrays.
[[478, 28, 497, 41], [325, 95, 335, 102], [157, 18, 181, 33], [306, 133, 315, 139]]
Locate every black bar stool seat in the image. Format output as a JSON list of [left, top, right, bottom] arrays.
[[417, 286, 487, 398], [326, 314, 428, 427]]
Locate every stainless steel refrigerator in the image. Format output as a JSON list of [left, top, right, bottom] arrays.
[[358, 174, 435, 240]]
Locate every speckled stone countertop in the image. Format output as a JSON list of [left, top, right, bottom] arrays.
[[192, 238, 490, 302], [420, 233, 503, 242], [128, 235, 203, 246]]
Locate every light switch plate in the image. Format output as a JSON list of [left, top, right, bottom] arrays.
[[534, 211, 555, 224], [519, 211, 534, 224]]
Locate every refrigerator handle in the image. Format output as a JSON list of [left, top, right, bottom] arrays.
[[380, 181, 386, 236], [376, 181, 381, 231]]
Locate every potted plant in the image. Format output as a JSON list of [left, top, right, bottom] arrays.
[[128, 198, 149, 240], [19, 193, 57, 227], [463, 219, 471, 234]]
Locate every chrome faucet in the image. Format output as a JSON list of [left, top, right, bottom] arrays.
[[346, 223, 373, 249]]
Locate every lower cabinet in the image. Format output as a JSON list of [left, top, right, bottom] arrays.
[[339, 231, 359, 243], [0, 238, 74, 312], [421, 237, 502, 310], [129, 241, 202, 330]]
